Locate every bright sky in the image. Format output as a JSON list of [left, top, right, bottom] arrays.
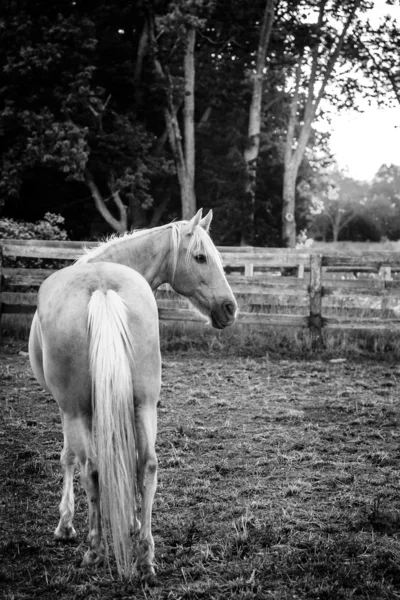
[[329, 106, 400, 182], [327, 1, 400, 182]]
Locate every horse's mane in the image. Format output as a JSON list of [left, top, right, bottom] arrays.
[[76, 223, 176, 264], [77, 221, 222, 271]]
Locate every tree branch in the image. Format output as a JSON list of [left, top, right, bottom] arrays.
[[149, 192, 170, 227], [304, 0, 328, 122], [359, 38, 400, 106], [294, 0, 362, 171], [246, 0, 276, 160], [197, 105, 213, 130], [84, 168, 127, 233], [134, 19, 149, 87], [314, 0, 362, 111]]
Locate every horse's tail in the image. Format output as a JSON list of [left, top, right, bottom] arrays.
[[87, 289, 136, 578]]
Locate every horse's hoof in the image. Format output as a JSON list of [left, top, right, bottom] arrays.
[[133, 561, 157, 585], [143, 570, 157, 586], [54, 525, 77, 543], [82, 548, 104, 568]]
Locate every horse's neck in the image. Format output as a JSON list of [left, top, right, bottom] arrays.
[[87, 228, 172, 290]]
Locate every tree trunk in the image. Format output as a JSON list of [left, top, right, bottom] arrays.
[[133, 20, 149, 104], [282, 53, 303, 248], [281, 0, 361, 247], [332, 216, 340, 242], [182, 27, 196, 220], [282, 162, 297, 247], [242, 0, 275, 244], [149, 17, 197, 221]]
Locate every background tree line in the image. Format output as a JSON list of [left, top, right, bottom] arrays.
[[0, 0, 399, 246]]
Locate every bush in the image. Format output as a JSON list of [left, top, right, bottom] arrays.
[[0, 213, 69, 269], [0, 213, 68, 241]]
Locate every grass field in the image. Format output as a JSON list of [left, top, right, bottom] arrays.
[[2, 337, 400, 599]]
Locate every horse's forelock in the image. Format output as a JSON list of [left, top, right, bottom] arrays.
[[185, 225, 222, 268]]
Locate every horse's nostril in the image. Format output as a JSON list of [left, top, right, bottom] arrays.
[[223, 301, 236, 317]]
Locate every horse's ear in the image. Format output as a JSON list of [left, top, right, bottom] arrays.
[[200, 209, 213, 233], [187, 208, 203, 233]]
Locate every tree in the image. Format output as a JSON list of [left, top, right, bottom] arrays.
[[356, 11, 400, 108], [365, 164, 400, 240], [308, 168, 368, 241], [281, 0, 363, 247], [192, 0, 292, 245], [0, 0, 173, 234], [145, 0, 214, 220], [242, 0, 276, 244], [2, 0, 397, 245]]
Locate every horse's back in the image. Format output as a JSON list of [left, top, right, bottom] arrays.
[[30, 262, 160, 414]]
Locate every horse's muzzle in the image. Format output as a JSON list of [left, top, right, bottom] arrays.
[[211, 300, 238, 329]]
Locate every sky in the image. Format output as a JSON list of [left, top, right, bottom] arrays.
[[329, 106, 400, 182], [326, 1, 400, 182]]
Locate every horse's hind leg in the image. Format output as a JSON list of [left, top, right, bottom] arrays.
[[134, 402, 158, 581], [64, 416, 104, 567], [54, 414, 77, 542], [81, 456, 104, 567], [56, 414, 103, 565]]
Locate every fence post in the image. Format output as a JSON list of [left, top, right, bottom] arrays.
[[379, 266, 392, 316], [379, 266, 392, 282], [309, 254, 323, 349], [244, 263, 254, 276]]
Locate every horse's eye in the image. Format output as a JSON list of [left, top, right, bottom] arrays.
[[194, 254, 207, 264]]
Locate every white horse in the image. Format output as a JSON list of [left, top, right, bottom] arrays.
[[28, 209, 237, 580]]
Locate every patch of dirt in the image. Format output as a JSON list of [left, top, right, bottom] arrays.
[[2, 340, 400, 599]]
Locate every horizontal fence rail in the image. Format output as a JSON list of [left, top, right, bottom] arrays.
[[2, 239, 400, 345]]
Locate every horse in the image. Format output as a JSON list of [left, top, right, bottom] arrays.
[[28, 208, 237, 581]]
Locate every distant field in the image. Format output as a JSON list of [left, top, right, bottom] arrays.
[[2, 340, 400, 599]]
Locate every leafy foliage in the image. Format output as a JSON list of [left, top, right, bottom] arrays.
[[0, 212, 68, 240], [0, 212, 69, 269], [0, 0, 173, 233], [0, 0, 399, 243], [0, 6, 95, 197]]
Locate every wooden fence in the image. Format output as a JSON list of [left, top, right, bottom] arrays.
[[2, 239, 400, 344]]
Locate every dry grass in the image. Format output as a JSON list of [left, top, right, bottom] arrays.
[[159, 320, 400, 362], [4, 310, 400, 362], [2, 339, 400, 599]]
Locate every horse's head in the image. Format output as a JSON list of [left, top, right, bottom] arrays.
[[171, 209, 238, 329]]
